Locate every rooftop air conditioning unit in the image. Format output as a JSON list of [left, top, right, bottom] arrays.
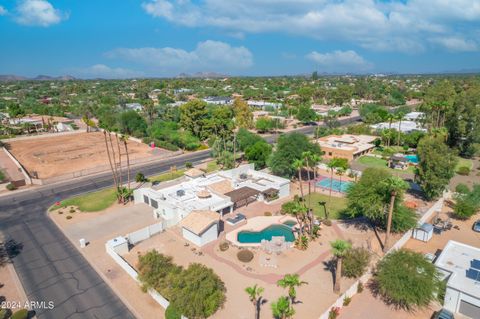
[[176, 189, 185, 197], [239, 173, 248, 180]]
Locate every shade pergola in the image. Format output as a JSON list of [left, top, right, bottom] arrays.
[[225, 186, 260, 208]]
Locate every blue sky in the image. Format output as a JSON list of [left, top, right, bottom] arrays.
[[1, 0, 480, 78]]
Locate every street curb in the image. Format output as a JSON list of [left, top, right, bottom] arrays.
[[47, 213, 145, 319]]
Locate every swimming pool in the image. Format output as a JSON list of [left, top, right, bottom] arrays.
[[316, 178, 352, 193], [237, 224, 295, 243], [404, 154, 419, 164], [283, 220, 297, 228]]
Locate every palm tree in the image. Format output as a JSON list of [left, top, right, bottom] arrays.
[[302, 151, 315, 236], [120, 134, 131, 190], [103, 130, 119, 192], [327, 158, 339, 201], [311, 154, 321, 193], [292, 159, 305, 200], [319, 200, 328, 220], [396, 112, 405, 147], [336, 167, 346, 192], [277, 274, 308, 304], [382, 176, 408, 252], [271, 296, 295, 319], [386, 113, 395, 147], [245, 284, 264, 319], [330, 240, 352, 293]]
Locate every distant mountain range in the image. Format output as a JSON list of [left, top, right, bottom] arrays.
[[176, 72, 228, 79], [0, 74, 76, 82]]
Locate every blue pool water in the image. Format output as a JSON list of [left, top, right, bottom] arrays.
[[283, 220, 297, 228], [316, 178, 352, 193], [237, 224, 295, 243], [404, 155, 419, 164]]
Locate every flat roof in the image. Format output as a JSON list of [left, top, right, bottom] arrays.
[[435, 240, 480, 298], [317, 134, 377, 154]]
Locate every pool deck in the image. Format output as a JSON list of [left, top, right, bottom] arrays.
[[225, 215, 297, 247]]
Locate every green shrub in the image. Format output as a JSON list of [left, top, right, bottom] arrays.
[[0, 308, 9, 319], [342, 247, 371, 278], [264, 211, 272, 216], [0, 169, 6, 182], [455, 183, 470, 194], [11, 309, 28, 319], [343, 296, 352, 306], [165, 305, 182, 319], [6, 183, 16, 191], [237, 250, 254, 263], [69, 207, 76, 213], [156, 140, 180, 151], [219, 242, 229, 252], [135, 172, 147, 183], [357, 281, 364, 293], [185, 162, 193, 169], [66, 215, 73, 220], [58, 211, 64, 214], [457, 166, 470, 175], [454, 197, 477, 219], [328, 307, 340, 319], [322, 219, 332, 226]]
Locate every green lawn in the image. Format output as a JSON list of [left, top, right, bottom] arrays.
[[455, 157, 473, 172], [205, 161, 220, 173], [357, 156, 416, 173], [149, 169, 186, 183], [303, 192, 348, 220], [50, 188, 117, 212]]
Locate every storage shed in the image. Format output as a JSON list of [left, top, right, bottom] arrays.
[[412, 223, 433, 242]]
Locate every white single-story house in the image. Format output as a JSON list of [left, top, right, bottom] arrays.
[[247, 100, 283, 110], [202, 96, 233, 105], [370, 120, 427, 133], [435, 240, 480, 318], [125, 103, 143, 111], [403, 111, 425, 122], [133, 164, 290, 228], [180, 210, 219, 246]]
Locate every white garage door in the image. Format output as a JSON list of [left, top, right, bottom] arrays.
[[459, 300, 480, 319]]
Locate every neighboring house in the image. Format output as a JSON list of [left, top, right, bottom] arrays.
[[435, 240, 480, 318], [316, 134, 377, 161], [202, 96, 233, 105], [133, 164, 290, 230], [311, 104, 342, 116], [247, 100, 283, 110], [125, 103, 143, 111], [403, 111, 425, 122], [370, 120, 427, 133], [174, 88, 193, 95]]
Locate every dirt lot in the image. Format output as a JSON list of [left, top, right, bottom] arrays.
[[6, 132, 169, 179]]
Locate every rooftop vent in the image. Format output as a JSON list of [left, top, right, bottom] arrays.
[[176, 189, 185, 197]]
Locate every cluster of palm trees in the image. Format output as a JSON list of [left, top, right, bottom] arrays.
[[383, 111, 407, 148], [245, 274, 307, 319], [103, 130, 132, 203]]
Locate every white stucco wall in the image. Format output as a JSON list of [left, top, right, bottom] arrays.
[[182, 223, 218, 247], [444, 286, 480, 315], [278, 182, 290, 198]]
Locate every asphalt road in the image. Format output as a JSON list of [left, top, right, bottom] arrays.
[[0, 115, 361, 318]]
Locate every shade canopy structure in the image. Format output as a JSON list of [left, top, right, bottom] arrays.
[[225, 186, 260, 208]]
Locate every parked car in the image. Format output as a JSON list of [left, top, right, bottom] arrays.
[[473, 220, 480, 232], [432, 309, 454, 319]]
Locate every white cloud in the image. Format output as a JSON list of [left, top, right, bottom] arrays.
[[307, 50, 373, 72], [430, 36, 478, 52], [75, 64, 143, 79], [106, 40, 253, 73], [15, 0, 67, 27], [0, 5, 7, 16], [141, 0, 480, 53]]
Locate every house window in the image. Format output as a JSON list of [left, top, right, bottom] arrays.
[[143, 195, 149, 204], [150, 199, 158, 209]]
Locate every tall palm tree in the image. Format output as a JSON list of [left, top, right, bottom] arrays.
[[115, 133, 123, 192], [396, 113, 404, 147], [327, 158, 339, 201], [120, 134, 131, 190], [103, 130, 118, 191], [245, 284, 264, 319], [386, 113, 395, 147], [302, 151, 315, 236], [330, 240, 352, 293], [382, 176, 408, 252], [277, 274, 308, 304], [336, 167, 346, 192], [271, 296, 295, 319], [292, 159, 305, 200], [311, 154, 322, 193]]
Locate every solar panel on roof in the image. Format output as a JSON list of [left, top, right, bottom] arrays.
[[466, 268, 480, 281], [471, 259, 480, 271]]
